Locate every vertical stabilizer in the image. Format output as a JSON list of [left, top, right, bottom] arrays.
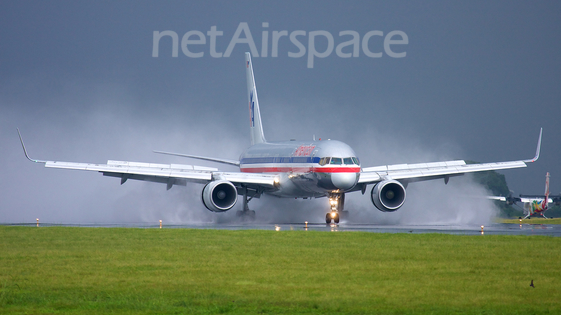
[[246, 52, 266, 145], [544, 172, 550, 205]]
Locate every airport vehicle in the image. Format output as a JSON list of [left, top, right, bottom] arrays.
[[490, 172, 560, 219], [19, 53, 542, 224]]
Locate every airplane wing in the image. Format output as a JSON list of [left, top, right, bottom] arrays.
[[519, 197, 553, 204], [38, 160, 277, 190], [358, 160, 527, 184], [358, 128, 542, 186], [486, 196, 553, 204], [17, 129, 277, 191], [486, 195, 522, 205], [520, 194, 552, 199]]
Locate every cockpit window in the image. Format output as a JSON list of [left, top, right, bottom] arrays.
[[330, 157, 342, 165], [320, 157, 359, 165], [318, 157, 330, 166]]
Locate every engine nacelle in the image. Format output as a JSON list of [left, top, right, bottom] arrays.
[[371, 180, 406, 212], [202, 180, 238, 212]]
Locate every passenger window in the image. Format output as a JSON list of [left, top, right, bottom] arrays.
[[344, 158, 353, 165], [330, 157, 342, 165]]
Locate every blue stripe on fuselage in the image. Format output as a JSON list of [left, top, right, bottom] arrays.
[[240, 157, 321, 164]]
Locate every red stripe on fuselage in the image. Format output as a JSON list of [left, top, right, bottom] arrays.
[[240, 166, 360, 173], [314, 167, 360, 173]]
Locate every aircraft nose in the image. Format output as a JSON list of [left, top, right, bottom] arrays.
[[331, 173, 358, 191]]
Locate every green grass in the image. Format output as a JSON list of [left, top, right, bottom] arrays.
[[502, 217, 561, 225], [1, 226, 560, 314]]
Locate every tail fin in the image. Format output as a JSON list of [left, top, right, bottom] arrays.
[[544, 172, 550, 205], [246, 52, 266, 145]]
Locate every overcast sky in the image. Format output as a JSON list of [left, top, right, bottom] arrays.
[[1, 1, 560, 224]]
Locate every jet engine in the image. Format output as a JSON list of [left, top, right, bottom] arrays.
[[202, 180, 238, 212], [371, 180, 406, 212]]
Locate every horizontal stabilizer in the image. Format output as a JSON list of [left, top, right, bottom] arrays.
[[153, 150, 240, 166]]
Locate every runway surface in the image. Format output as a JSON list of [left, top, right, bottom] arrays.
[[5, 222, 561, 236], [170, 222, 561, 236]]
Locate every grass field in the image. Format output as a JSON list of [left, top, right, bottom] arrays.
[[502, 217, 561, 225], [1, 226, 560, 314]]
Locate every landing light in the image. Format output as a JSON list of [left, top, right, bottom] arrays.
[[331, 212, 337, 218]]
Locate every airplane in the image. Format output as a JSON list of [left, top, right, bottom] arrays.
[[18, 52, 543, 224], [490, 172, 560, 219]]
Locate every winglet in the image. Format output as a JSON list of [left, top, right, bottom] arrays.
[[17, 128, 46, 163], [524, 128, 542, 163]]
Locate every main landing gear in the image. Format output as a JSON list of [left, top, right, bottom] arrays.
[[325, 193, 347, 224], [523, 212, 549, 220], [236, 186, 257, 220]]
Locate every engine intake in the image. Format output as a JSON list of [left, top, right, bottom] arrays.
[[371, 180, 406, 212], [202, 180, 238, 212]]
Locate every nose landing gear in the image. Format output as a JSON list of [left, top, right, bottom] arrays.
[[325, 193, 345, 224], [326, 211, 340, 224]]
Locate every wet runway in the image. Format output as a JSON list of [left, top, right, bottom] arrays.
[[177, 222, 561, 236], [6, 222, 561, 236]]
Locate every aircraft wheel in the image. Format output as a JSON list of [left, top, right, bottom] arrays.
[[333, 213, 340, 224], [325, 213, 332, 224]]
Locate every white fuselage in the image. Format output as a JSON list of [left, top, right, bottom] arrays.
[[239, 139, 360, 198]]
